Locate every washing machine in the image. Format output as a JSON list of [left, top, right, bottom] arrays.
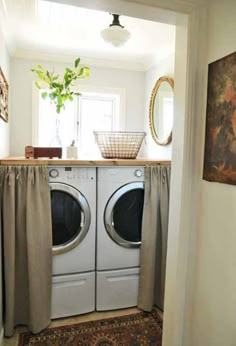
[[48, 166, 96, 318], [96, 166, 144, 311]]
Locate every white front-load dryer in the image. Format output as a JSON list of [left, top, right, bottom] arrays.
[[49, 166, 96, 318], [96, 166, 144, 311]]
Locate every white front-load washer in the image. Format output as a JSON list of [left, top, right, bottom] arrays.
[[49, 166, 96, 318], [96, 167, 144, 311]]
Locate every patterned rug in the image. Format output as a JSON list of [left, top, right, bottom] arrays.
[[18, 310, 162, 345]]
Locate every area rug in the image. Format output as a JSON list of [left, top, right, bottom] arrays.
[[18, 310, 162, 345]]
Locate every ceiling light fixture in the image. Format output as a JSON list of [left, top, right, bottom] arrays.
[[101, 14, 130, 47]]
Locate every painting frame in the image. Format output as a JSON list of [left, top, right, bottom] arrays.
[[203, 51, 236, 186], [0, 66, 9, 123]]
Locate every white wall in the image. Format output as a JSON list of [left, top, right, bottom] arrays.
[[143, 54, 175, 159], [10, 58, 145, 156], [0, 15, 10, 343], [190, 1, 236, 345], [0, 24, 10, 158]]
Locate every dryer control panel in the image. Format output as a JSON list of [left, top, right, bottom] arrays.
[[98, 167, 144, 183]]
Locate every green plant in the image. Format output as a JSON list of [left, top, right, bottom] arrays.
[[31, 58, 90, 113]]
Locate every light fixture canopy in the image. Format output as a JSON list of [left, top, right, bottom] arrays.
[[101, 14, 130, 47]]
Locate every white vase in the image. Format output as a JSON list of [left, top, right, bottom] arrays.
[[50, 116, 62, 147]]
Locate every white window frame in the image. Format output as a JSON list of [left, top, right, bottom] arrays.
[[32, 83, 126, 147], [77, 84, 126, 130]]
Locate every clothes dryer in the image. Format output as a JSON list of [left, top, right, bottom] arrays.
[[96, 167, 144, 311], [48, 166, 96, 318]]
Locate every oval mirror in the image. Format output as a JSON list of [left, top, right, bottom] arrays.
[[149, 76, 174, 145]]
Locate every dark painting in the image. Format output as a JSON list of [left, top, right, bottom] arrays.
[[0, 66, 8, 122], [203, 52, 236, 185]]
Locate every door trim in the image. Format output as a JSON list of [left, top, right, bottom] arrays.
[[40, 1, 208, 345]]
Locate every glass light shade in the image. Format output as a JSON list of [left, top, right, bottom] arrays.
[[101, 25, 131, 47]]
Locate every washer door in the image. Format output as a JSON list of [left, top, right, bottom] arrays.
[[104, 182, 144, 249], [50, 183, 91, 255]]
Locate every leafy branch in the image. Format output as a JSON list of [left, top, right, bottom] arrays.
[[31, 58, 90, 113]]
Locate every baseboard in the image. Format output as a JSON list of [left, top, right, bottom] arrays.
[[0, 327, 3, 346], [153, 306, 163, 320]]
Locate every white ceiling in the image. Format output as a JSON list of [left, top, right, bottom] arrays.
[[0, 0, 176, 71]]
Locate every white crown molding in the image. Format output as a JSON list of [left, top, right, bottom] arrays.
[[12, 48, 148, 72], [12, 47, 176, 72]]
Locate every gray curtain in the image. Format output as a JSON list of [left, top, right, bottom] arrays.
[[0, 166, 52, 337], [138, 165, 171, 312]]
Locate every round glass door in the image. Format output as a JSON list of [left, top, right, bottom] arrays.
[[104, 182, 144, 248], [50, 183, 91, 255]]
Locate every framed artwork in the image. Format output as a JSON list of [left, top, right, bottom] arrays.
[[203, 51, 236, 185], [0, 66, 8, 122]]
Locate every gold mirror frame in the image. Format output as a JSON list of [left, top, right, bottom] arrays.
[[149, 76, 174, 146]]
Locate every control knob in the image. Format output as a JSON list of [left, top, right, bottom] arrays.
[[134, 169, 143, 178], [49, 169, 59, 178]]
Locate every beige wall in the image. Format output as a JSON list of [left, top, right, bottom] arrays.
[[190, 1, 236, 345]]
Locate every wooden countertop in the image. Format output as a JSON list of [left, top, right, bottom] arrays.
[[0, 157, 171, 166]]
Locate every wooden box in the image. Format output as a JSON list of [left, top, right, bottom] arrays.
[[25, 146, 62, 159]]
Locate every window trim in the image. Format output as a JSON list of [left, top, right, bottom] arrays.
[[77, 84, 126, 131], [32, 82, 126, 147]]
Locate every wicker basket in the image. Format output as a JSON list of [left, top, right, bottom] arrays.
[[94, 131, 146, 159]]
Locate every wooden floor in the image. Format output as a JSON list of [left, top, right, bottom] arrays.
[[3, 308, 142, 346]]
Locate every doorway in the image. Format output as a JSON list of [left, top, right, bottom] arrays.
[[50, 1, 206, 346]]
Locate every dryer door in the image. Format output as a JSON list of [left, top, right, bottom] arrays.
[[104, 182, 144, 249], [50, 182, 91, 255]]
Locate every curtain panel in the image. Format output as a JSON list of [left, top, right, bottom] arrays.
[[138, 165, 171, 312], [0, 166, 52, 336]]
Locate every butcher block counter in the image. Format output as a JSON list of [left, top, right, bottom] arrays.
[[0, 157, 171, 166]]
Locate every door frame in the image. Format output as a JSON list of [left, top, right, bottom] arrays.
[[52, 1, 208, 345]]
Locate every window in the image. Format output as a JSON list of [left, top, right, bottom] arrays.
[[33, 85, 125, 156], [77, 92, 120, 156], [37, 91, 77, 147]]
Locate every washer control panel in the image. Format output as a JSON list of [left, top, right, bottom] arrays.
[[48, 167, 96, 181]]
